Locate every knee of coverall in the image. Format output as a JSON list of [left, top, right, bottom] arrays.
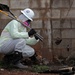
[[15, 39, 26, 52], [22, 47, 35, 58]]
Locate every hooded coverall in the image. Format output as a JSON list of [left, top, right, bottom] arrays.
[[0, 20, 39, 58]]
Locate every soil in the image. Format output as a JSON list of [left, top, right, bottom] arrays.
[[0, 54, 73, 75], [0, 61, 62, 75], [0, 61, 58, 75], [0, 63, 73, 75], [0, 68, 58, 75]]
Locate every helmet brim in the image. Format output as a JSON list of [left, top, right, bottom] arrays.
[[21, 10, 33, 21]]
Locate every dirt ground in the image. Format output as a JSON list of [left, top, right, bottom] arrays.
[[0, 60, 58, 75], [0, 53, 74, 75], [0, 63, 71, 75], [0, 62, 73, 75], [0, 68, 59, 75]]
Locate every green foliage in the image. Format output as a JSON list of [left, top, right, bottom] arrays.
[[0, 60, 16, 69], [0, 61, 3, 68], [32, 65, 49, 73]]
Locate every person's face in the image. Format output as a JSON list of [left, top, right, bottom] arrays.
[[19, 14, 31, 26]]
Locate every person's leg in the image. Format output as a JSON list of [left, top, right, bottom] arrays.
[[14, 43, 35, 68], [1, 38, 35, 68], [1, 39, 26, 54], [14, 44, 35, 68], [22, 45, 35, 58], [1, 38, 35, 57], [1, 39, 27, 68]]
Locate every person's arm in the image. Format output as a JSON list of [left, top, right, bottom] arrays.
[[9, 20, 29, 39], [26, 36, 39, 45]]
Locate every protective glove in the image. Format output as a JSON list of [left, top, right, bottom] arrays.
[[28, 29, 36, 37], [34, 34, 39, 40]]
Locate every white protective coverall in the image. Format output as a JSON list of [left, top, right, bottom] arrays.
[[0, 20, 39, 57]]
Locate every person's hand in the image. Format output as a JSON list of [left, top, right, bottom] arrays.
[[28, 29, 36, 37], [34, 34, 39, 40]]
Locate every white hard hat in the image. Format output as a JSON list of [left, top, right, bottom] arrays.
[[21, 8, 35, 21]]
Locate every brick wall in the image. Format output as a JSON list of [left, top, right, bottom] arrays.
[[0, 0, 75, 62]]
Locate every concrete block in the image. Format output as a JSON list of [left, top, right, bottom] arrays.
[[0, 0, 9, 5], [33, 9, 50, 19], [52, 0, 62, 8], [62, 0, 70, 8], [48, 37, 51, 48], [52, 20, 60, 28], [64, 39, 72, 50], [43, 29, 51, 39], [51, 29, 60, 38], [53, 29, 61, 38], [39, 9, 50, 18], [33, 9, 40, 19], [0, 19, 10, 29], [0, 10, 21, 21], [54, 39, 72, 48], [62, 29, 75, 38], [41, 0, 50, 8], [28, 0, 40, 8], [37, 20, 51, 48], [62, 30, 70, 38], [44, 20, 51, 30], [62, 20, 71, 28], [42, 38, 51, 48], [53, 38, 72, 57], [0, 13, 11, 19], [72, 0, 75, 7], [68, 9, 75, 18], [61, 9, 68, 18], [72, 39, 75, 48], [10, 0, 30, 9], [11, 10, 21, 17], [59, 48, 72, 57], [29, 0, 50, 8], [51, 9, 60, 18], [52, 0, 70, 8], [31, 20, 42, 28], [72, 20, 75, 28]]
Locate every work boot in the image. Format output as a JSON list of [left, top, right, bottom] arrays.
[[2, 51, 23, 68], [29, 53, 39, 64], [2, 54, 12, 64], [14, 61, 28, 69], [10, 51, 23, 64]]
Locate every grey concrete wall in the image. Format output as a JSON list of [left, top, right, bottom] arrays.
[[52, 0, 75, 60], [0, 0, 75, 62]]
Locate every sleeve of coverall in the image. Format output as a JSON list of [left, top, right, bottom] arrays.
[[9, 20, 29, 39], [26, 36, 39, 45]]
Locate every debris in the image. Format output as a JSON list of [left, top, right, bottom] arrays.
[[0, 68, 4, 71], [55, 37, 62, 45]]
